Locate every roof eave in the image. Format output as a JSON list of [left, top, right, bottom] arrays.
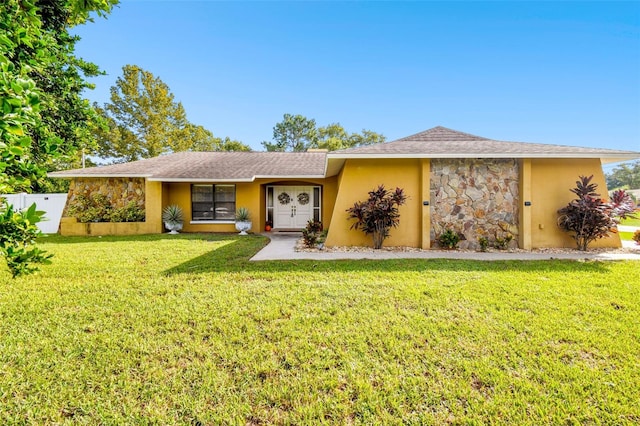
[[327, 153, 640, 160], [48, 172, 152, 178], [148, 174, 326, 183]]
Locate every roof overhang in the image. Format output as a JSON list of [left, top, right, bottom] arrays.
[[327, 153, 640, 164], [147, 174, 326, 183], [47, 173, 152, 178]]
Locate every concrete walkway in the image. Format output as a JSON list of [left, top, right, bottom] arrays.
[[250, 231, 640, 262]]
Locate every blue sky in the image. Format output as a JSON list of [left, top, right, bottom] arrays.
[[73, 1, 640, 162]]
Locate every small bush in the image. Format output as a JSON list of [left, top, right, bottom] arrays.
[[633, 230, 640, 245], [438, 228, 460, 249], [67, 194, 112, 223], [68, 194, 146, 223], [478, 236, 489, 252], [302, 220, 323, 248], [110, 201, 145, 222], [346, 185, 407, 249], [558, 176, 636, 250], [494, 234, 513, 250]]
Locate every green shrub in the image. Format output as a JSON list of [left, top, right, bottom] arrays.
[[494, 234, 513, 250], [438, 228, 460, 249], [478, 236, 489, 252], [109, 201, 145, 222], [0, 201, 52, 277], [67, 194, 112, 223]]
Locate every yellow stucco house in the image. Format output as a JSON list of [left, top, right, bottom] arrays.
[[50, 126, 640, 249]]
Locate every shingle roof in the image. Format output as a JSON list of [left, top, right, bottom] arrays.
[[50, 127, 640, 180], [330, 126, 640, 161], [49, 151, 327, 181]]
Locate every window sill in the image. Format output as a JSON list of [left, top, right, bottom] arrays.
[[190, 220, 235, 225]]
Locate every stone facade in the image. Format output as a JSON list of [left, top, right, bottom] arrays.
[[430, 159, 519, 249], [63, 177, 145, 216]]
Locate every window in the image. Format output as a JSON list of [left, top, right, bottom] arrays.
[[191, 184, 235, 221]]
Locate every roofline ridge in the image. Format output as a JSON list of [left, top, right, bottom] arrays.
[[395, 125, 490, 142]]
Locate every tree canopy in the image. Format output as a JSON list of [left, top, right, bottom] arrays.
[[606, 161, 640, 190], [94, 65, 250, 163], [1, 0, 117, 193], [262, 113, 386, 152], [1, 0, 117, 276]]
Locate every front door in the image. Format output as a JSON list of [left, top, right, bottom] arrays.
[[273, 186, 314, 229]]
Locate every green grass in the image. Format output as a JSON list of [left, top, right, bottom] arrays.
[[619, 231, 637, 241], [1, 234, 639, 424], [621, 215, 640, 227]]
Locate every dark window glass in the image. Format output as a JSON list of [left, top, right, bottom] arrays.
[[191, 185, 235, 221]]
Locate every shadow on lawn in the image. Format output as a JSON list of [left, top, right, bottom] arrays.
[[162, 236, 613, 276]]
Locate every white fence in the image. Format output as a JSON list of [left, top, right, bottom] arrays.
[[1, 193, 68, 234]]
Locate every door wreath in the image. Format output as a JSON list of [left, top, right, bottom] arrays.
[[297, 192, 310, 205], [277, 192, 291, 205]]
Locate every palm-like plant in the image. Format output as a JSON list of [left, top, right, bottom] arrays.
[[557, 175, 636, 251], [346, 185, 407, 249]]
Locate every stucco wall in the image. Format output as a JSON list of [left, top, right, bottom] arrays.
[[166, 177, 338, 234], [529, 158, 620, 248], [430, 159, 519, 249], [326, 158, 422, 247]]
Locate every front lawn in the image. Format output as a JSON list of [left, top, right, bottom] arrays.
[[621, 215, 640, 227], [1, 234, 639, 424]]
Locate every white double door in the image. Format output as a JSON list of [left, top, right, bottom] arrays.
[[273, 186, 314, 229]]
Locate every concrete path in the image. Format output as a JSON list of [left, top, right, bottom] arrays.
[[250, 232, 640, 262]]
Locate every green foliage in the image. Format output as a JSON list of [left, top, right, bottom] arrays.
[[0, 0, 118, 193], [0, 200, 52, 277], [438, 228, 461, 249], [68, 195, 144, 223], [109, 201, 145, 223], [0, 0, 115, 276], [235, 207, 251, 222], [302, 219, 323, 248], [262, 113, 318, 152], [558, 176, 637, 251], [494, 233, 513, 250], [94, 65, 249, 163], [314, 124, 386, 151], [478, 236, 489, 252], [262, 113, 386, 152], [67, 193, 112, 222], [2, 234, 639, 423], [346, 185, 407, 249], [606, 160, 640, 190], [162, 204, 184, 223]]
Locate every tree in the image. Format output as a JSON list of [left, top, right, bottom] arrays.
[[1, 0, 116, 276], [557, 175, 636, 251], [176, 124, 250, 152], [94, 65, 250, 162], [606, 161, 640, 190], [346, 185, 408, 249], [314, 124, 385, 151], [262, 114, 386, 152], [262, 113, 318, 152]]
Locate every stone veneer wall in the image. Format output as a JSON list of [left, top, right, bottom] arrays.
[[63, 177, 145, 216], [430, 159, 519, 249]]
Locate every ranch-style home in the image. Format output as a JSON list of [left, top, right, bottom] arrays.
[[50, 126, 640, 249]]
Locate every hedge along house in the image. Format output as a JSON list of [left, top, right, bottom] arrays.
[[50, 126, 640, 249]]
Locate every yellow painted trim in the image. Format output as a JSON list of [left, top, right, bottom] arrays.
[[519, 159, 532, 250], [420, 159, 431, 249]]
